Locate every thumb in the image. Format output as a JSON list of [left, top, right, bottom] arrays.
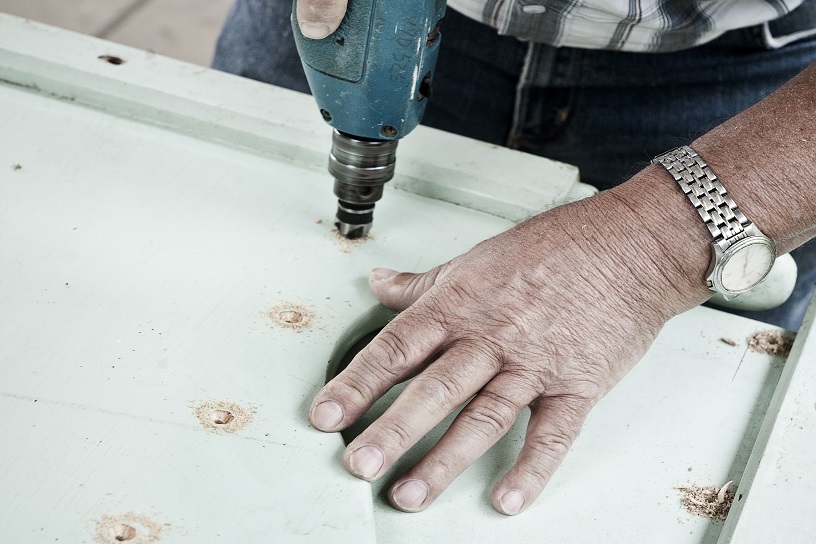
[[296, 0, 348, 39], [369, 264, 450, 311]]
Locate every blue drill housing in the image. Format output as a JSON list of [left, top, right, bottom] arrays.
[[292, 0, 446, 140]]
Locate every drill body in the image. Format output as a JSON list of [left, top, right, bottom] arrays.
[[292, 0, 446, 238]]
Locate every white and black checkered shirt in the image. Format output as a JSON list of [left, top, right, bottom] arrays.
[[449, 0, 807, 51]]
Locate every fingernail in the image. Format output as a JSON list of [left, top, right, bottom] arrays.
[[299, 22, 332, 39], [311, 400, 344, 430], [499, 489, 525, 515], [370, 268, 399, 282], [392, 479, 429, 511], [348, 445, 384, 479]]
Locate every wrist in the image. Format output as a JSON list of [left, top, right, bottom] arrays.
[[601, 164, 715, 315]]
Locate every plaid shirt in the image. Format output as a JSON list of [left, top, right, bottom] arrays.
[[449, 0, 805, 51]]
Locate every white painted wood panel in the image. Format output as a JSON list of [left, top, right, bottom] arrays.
[[0, 14, 812, 543], [339, 307, 794, 543], [717, 299, 816, 543]]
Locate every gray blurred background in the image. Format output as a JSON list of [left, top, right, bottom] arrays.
[[0, 0, 234, 66]]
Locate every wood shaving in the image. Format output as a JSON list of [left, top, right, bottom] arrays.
[[720, 337, 737, 347], [676, 480, 735, 521], [93, 512, 164, 544], [748, 329, 795, 356]]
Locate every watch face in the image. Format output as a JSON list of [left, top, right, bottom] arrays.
[[719, 238, 776, 293]]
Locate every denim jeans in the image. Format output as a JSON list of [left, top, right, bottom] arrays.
[[213, 0, 816, 330]]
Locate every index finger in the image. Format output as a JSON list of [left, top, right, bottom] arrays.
[[295, 0, 349, 39], [309, 307, 447, 432]]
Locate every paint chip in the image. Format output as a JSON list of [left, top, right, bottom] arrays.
[[194, 400, 255, 433], [93, 513, 163, 544]]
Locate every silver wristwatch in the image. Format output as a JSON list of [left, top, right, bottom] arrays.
[[652, 145, 776, 299]]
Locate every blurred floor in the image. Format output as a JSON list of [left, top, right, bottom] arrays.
[[0, 0, 234, 66]]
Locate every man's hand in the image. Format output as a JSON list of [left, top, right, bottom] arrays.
[[296, 0, 347, 39], [305, 61, 816, 514], [308, 183, 715, 514]]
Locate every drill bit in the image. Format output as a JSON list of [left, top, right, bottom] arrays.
[[329, 130, 398, 239]]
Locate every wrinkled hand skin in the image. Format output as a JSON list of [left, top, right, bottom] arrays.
[[309, 184, 709, 515]]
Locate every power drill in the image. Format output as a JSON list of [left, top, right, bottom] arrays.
[[292, 0, 447, 239]]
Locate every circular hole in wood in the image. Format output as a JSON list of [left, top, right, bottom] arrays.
[[107, 523, 137, 541], [278, 310, 304, 324], [208, 409, 235, 426], [268, 303, 313, 331], [194, 401, 255, 433], [98, 54, 125, 65]]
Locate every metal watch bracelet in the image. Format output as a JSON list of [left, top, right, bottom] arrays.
[[652, 145, 751, 251], [652, 145, 779, 297]]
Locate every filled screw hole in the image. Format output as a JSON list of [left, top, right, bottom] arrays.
[[208, 410, 235, 426], [108, 524, 136, 541]]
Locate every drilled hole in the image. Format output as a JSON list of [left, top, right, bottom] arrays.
[[107, 524, 136, 541], [194, 401, 254, 433], [208, 410, 234, 425], [94, 513, 163, 544], [268, 303, 313, 331], [279, 310, 304, 324], [320, 109, 332, 122], [98, 55, 125, 65]]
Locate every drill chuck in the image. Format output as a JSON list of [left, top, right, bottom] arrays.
[[329, 130, 398, 239], [292, 0, 446, 237]]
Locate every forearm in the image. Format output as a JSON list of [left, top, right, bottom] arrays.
[[692, 60, 816, 253], [602, 60, 816, 315]]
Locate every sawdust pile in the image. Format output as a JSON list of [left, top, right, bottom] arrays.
[[331, 226, 371, 253], [267, 303, 314, 332], [93, 512, 164, 544], [677, 480, 735, 521], [748, 329, 795, 356]]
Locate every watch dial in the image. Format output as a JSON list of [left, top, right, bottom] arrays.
[[720, 241, 775, 292]]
